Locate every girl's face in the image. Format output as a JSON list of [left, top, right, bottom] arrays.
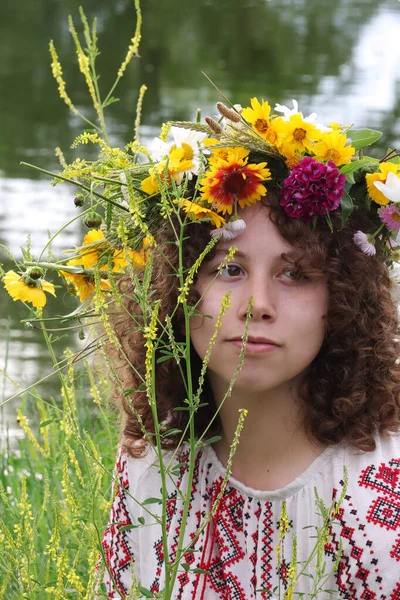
[[190, 204, 329, 397]]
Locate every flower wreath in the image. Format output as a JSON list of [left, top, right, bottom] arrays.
[[4, 94, 400, 310], [141, 96, 400, 260]]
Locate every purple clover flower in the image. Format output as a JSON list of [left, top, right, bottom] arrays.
[[280, 157, 346, 223]]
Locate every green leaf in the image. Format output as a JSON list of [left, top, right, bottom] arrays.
[[339, 157, 378, 184], [346, 128, 382, 150], [340, 190, 353, 228], [192, 568, 210, 574], [156, 355, 173, 364], [38, 418, 59, 429], [324, 212, 333, 232], [104, 96, 120, 107], [119, 524, 139, 531], [138, 516, 145, 525], [203, 435, 222, 445], [66, 543, 79, 549], [162, 428, 182, 437], [142, 497, 162, 506], [181, 563, 191, 572], [139, 587, 155, 598]]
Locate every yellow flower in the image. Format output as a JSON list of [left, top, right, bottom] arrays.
[[200, 147, 271, 215], [208, 145, 249, 167], [366, 163, 400, 205], [3, 270, 56, 308], [112, 236, 152, 271], [280, 142, 302, 169], [312, 131, 355, 166], [280, 113, 322, 154], [178, 199, 226, 228], [242, 97, 276, 142], [141, 164, 163, 195], [61, 259, 111, 302], [168, 146, 195, 179], [79, 229, 108, 269], [141, 145, 196, 196]]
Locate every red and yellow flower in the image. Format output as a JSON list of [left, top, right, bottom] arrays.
[[200, 147, 271, 215]]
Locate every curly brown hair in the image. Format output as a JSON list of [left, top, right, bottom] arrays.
[[106, 162, 400, 457]]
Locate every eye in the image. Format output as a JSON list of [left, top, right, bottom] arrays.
[[219, 263, 244, 278], [279, 267, 308, 282]]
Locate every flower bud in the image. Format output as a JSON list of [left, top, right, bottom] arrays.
[[84, 213, 103, 228]]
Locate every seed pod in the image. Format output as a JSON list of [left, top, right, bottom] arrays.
[[74, 195, 85, 207], [84, 213, 103, 228], [78, 329, 85, 340]]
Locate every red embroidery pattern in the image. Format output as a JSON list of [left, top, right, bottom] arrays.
[[102, 451, 135, 597], [359, 458, 400, 598], [102, 449, 400, 599], [325, 486, 378, 599]]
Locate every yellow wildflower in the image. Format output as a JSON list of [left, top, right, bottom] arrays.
[[3, 270, 56, 308], [366, 162, 400, 205], [141, 162, 168, 195], [61, 259, 111, 302], [79, 229, 108, 269], [17, 409, 48, 457], [312, 130, 355, 166], [242, 97, 277, 143], [49, 40, 77, 114], [112, 236, 151, 271], [280, 113, 322, 154], [208, 145, 249, 167], [178, 198, 226, 228], [117, 0, 142, 78]]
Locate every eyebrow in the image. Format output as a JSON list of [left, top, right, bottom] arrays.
[[214, 247, 302, 261]]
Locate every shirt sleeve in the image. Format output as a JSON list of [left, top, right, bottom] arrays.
[[101, 447, 140, 599]]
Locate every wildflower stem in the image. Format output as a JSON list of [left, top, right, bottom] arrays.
[[20, 162, 129, 212]]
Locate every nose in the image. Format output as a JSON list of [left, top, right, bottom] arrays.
[[239, 276, 277, 321]]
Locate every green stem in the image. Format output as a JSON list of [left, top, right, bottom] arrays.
[[89, 51, 108, 143], [167, 221, 196, 595], [20, 162, 129, 212], [36, 204, 96, 263], [103, 75, 121, 108], [372, 222, 385, 238]]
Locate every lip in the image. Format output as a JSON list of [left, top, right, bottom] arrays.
[[228, 336, 281, 354]]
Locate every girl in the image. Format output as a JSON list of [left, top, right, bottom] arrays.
[[101, 101, 400, 599]]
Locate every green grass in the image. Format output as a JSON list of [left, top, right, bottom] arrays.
[[0, 357, 119, 599]]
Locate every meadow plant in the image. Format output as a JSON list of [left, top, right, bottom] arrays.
[[1, 2, 353, 598]]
